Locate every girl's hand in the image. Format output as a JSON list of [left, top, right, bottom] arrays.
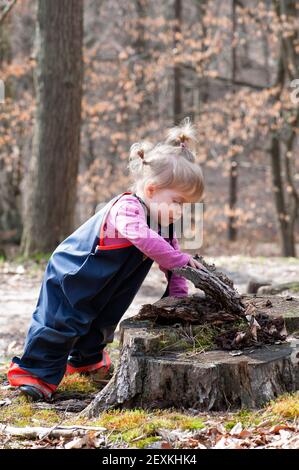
[[186, 256, 204, 270]]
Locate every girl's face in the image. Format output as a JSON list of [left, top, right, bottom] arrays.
[[144, 186, 187, 226]]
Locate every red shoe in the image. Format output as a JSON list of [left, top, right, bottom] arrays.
[[65, 350, 114, 382], [7, 362, 57, 401]]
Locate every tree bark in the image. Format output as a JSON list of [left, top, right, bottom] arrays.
[[270, 134, 296, 257], [0, 0, 17, 25], [173, 0, 182, 123], [21, 0, 83, 255], [173, 254, 245, 316], [228, 0, 238, 241], [0, 4, 22, 252], [269, 0, 298, 257]]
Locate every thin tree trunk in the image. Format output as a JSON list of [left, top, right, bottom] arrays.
[[0, 6, 22, 252], [134, 0, 148, 127], [173, 0, 182, 123], [270, 135, 295, 257], [193, 0, 208, 121], [0, 0, 17, 25], [269, 0, 298, 257], [21, 0, 83, 255], [228, 0, 238, 241]]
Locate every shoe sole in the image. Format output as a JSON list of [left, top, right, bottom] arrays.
[[19, 385, 48, 401]]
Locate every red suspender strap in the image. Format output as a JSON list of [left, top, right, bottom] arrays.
[[97, 191, 134, 250]]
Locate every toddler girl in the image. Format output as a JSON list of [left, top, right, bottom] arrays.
[[7, 117, 204, 401]]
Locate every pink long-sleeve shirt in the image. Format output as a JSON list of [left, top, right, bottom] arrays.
[[100, 193, 190, 297]]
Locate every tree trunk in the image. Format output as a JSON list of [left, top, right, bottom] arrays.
[[193, 0, 208, 121], [228, 0, 238, 241], [21, 0, 83, 255], [0, 5, 22, 252], [270, 135, 296, 257], [134, 0, 148, 128], [173, 0, 182, 123], [268, 0, 298, 257]]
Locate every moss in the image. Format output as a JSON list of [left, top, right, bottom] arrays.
[[267, 391, 299, 419], [30, 409, 61, 425], [224, 408, 262, 431], [134, 436, 161, 449], [157, 325, 218, 354], [224, 394, 299, 431], [113, 428, 142, 443], [0, 396, 61, 427], [63, 414, 91, 427], [91, 408, 205, 447], [94, 409, 148, 431], [182, 417, 205, 430], [59, 373, 98, 394], [157, 320, 250, 355], [0, 402, 35, 427]]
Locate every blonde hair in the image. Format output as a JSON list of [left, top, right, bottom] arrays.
[[127, 117, 204, 202]]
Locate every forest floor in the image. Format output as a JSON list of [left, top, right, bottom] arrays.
[[0, 250, 299, 449]]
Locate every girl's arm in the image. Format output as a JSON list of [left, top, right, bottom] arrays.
[[159, 232, 189, 297], [109, 196, 191, 270]]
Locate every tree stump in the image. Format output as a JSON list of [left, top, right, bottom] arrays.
[[81, 258, 299, 418]]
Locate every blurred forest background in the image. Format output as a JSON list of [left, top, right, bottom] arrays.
[[0, 0, 299, 259]]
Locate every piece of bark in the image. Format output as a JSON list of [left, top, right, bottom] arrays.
[[136, 294, 240, 326], [172, 255, 245, 316]]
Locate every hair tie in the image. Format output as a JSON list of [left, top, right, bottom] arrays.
[[176, 133, 188, 149], [137, 148, 149, 165], [137, 149, 144, 159]]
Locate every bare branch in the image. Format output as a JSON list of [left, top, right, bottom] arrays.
[[0, 0, 17, 24]]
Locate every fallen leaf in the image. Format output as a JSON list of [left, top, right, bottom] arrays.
[[230, 422, 243, 436]]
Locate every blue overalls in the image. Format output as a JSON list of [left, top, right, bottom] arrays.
[[8, 191, 173, 388]]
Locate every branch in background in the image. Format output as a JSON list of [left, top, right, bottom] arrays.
[[0, 0, 17, 24], [212, 75, 269, 91], [182, 64, 269, 90]]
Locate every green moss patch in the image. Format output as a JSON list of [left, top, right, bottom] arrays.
[[0, 396, 61, 427]]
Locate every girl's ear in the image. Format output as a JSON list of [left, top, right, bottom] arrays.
[[145, 183, 156, 199]]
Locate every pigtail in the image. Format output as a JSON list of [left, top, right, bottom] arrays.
[[128, 141, 154, 178], [164, 116, 198, 162]]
